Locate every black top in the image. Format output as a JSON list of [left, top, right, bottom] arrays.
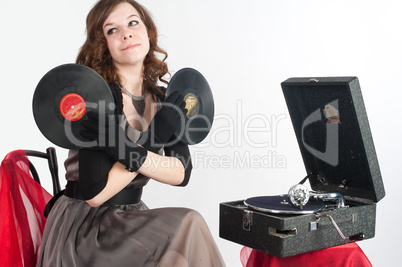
[[77, 84, 192, 200]]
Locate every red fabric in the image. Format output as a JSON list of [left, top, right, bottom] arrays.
[[241, 243, 372, 267], [0, 150, 52, 267]]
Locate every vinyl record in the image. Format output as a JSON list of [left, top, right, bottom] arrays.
[[244, 195, 324, 215], [166, 68, 214, 145], [33, 64, 115, 149]]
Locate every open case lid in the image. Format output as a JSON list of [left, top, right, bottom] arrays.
[[281, 77, 385, 203]]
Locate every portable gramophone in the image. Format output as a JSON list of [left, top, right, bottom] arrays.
[[220, 77, 385, 257]]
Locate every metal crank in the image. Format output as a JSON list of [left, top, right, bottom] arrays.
[[315, 213, 366, 241]]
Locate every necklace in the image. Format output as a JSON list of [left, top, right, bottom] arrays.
[[121, 85, 147, 116]]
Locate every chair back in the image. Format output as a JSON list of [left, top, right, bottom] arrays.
[[0, 147, 60, 267]]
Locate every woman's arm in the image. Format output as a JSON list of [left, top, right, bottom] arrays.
[[138, 140, 192, 186], [86, 152, 184, 207], [86, 161, 138, 207], [138, 150, 185, 186], [86, 141, 192, 207]]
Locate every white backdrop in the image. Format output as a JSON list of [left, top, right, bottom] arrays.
[[1, 1, 401, 266]]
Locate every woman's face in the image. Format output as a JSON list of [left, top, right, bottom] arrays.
[[103, 2, 150, 69]]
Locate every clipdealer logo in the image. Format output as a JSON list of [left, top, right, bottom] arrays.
[[62, 99, 339, 170]]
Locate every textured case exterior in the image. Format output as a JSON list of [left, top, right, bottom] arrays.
[[281, 77, 384, 202], [219, 77, 384, 257], [219, 200, 376, 258]]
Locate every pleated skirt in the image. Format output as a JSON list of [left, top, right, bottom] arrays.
[[37, 195, 225, 267]]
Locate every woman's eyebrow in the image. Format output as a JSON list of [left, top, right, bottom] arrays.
[[103, 14, 139, 29], [127, 14, 139, 20]]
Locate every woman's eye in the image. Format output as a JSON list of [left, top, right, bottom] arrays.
[[129, 20, 139, 27], [107, 28, 117, 35]]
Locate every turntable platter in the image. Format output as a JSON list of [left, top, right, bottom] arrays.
[[244, 195, 324, 215]]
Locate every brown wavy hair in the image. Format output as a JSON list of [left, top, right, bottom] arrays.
[[76, 0, 168, 97]]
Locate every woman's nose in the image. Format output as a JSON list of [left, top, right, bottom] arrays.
[[122, 32, 133, 41]]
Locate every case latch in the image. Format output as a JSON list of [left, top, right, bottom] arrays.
[[243, 210, 253, 231]]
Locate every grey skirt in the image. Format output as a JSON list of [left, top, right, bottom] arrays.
[[36, 195, 225, 267]]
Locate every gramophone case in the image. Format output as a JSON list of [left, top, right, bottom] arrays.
[[219, 77, 385, 258]]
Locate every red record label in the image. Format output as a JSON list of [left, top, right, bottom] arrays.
[[59, 93, 86, 121]]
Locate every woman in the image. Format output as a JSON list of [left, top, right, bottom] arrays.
[[37, 0, 225, 266]]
